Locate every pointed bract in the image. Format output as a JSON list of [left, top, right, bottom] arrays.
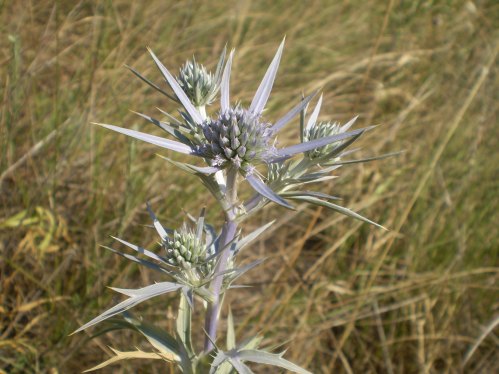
[[305, 94, 323, 132], [221, 50, 234, 112], [95, 123, 196, 155], [272, 127, 371, 162], [148, 48, 203, 124], [249, 38, 285, 115], [271, 91, 317, 133], [246, 174, 293, 210]]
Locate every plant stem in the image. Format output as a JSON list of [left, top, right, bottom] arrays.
[[204, 167, 238, 352]]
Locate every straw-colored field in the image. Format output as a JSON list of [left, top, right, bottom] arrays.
[[1, 1, 497, 372]]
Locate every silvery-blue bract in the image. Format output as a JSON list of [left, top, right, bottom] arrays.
[[95, 39, 373, 211]]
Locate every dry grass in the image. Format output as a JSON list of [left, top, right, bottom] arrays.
[[1, 0, 497, 373]]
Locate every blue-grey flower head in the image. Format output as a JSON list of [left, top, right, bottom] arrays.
[[98, 41, 371, 210], [200, 107, 276, 171], [177, 60, 219, 107]]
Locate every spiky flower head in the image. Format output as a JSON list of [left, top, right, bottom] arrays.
[[177, 59, 219, 107], [200, 107, 276, 170], [98, 40, 371, 210], [304, 121, 343, 159], [164, 224, 207, 270]]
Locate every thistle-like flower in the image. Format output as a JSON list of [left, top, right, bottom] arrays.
[[304, 121, 347, 159], [76, 38, 389, 374], [200, 107, 276, 170], [165, 225, 210, 270], [176, 57, 223, 107], [95, 39, 370, 210]]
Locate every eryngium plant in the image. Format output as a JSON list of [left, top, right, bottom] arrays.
[[74, 39, 391, 373]]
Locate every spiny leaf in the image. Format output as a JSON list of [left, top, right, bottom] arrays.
[[146, 203, 169, 241], [148, 48, 203, 124], [111, 235, 168, 264], [235, 349, 312, 374], [249, 38, 285, 115], [272, 91, 317, 133], [101, 245, 173, 276], [227, 308, 236, 350], [122, 313, 180, 359], [220, 50, 234, 112], [273, 127, 374, 162], [72, 282, 183, 334], [287, 195, 387, 230], [305, 94, 323, 132], [176, 292, 194, 355], [95, 122, 196, 155], [132, 111, 192, 145], [83, 347, 171, 372], [228, 358, 254, 374], [246, 174, 294, 210], [234, 221, 274, 253], [124, 64, 177, 102]]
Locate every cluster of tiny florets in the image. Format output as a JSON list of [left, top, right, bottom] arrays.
[[304, 121, 343, 159], [200, 107, 276, 170], [177, 60, 218, 107], [164, 227, 206, 271]]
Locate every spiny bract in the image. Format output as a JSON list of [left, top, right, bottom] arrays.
[[200, 107, 276, 170]]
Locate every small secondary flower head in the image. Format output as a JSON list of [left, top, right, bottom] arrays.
[[165, 225, 206, 270], [177, 59, 219, 107], [96, 39, 371, 209]]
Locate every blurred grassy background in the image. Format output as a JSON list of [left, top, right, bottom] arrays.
[[0, 0, 497, 373]]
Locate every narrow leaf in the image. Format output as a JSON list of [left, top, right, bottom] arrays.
[[132, 111, 192, 145], [273, 127, 373, 162], [325, 151, 404, 166], [340, 115, 358, 132], [249, 38, 285, 115], [227, 308, 236, 350], [246, 174, 294, 210], [111, 236, 168, 264], [101, 245, 172, 275], [72, 282, 183, 334], [235, 221, 274, 253], [123, 313, 180, 359], [305, 94, 323, 131], [236, 350, 312, 374], [271, 91, 317, 133], [125, 64, 177, 102], [110, 282, 183, 297], [83, 347, 168, 372], [146, 203, 169, 240], [287, 195, 386, 230], [147, 48, 203, 124], [95, 123, 196, 155], [280, 191, 340, 201], [229, 358, 255, 374], [196, 207, 206, 239], [214, 44, 227, 82], [220, 50, 234, 112], [176, 292, 194, 355]]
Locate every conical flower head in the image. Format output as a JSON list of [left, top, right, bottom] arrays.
[[177, 60, 219, 107], [164, 225, 206, 270], [304, 121, 343, 159], [201, 107, 276, 170]]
